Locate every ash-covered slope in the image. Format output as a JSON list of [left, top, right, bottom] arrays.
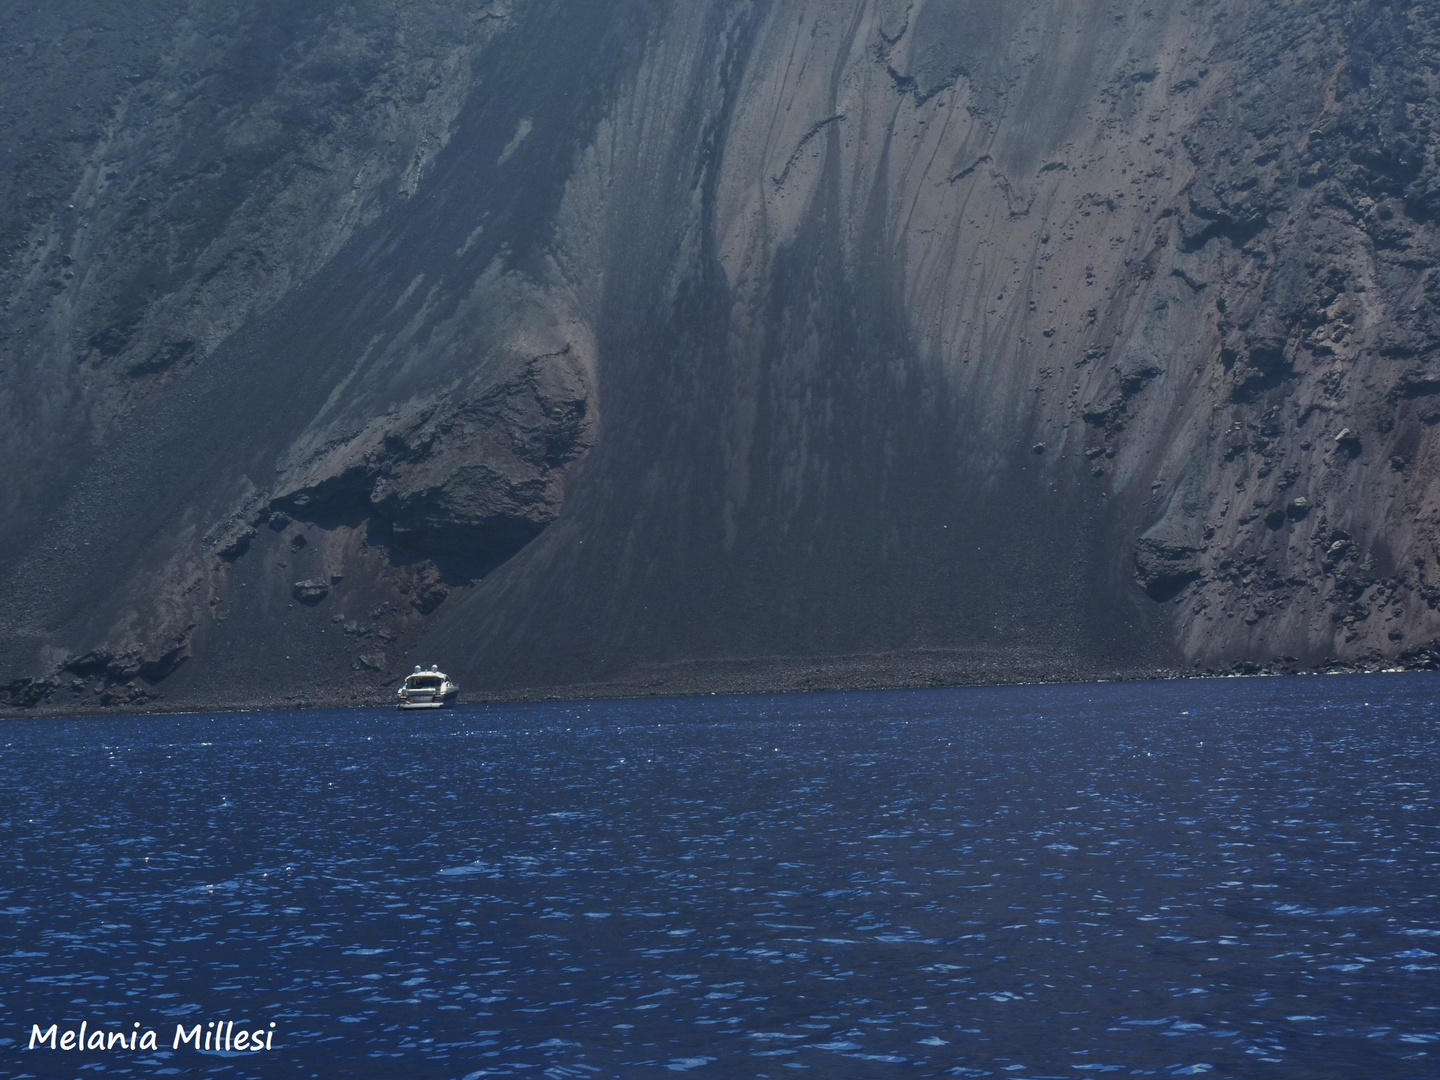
[[4, 0, 1440, 712]]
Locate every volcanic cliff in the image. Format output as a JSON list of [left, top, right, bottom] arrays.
[[4, 0, 1440, 712]]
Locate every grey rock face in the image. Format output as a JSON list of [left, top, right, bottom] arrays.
[[4, 0, 1440, 711]]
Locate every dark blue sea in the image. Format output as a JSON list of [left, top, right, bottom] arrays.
[[3, 675, 1439, 1079]]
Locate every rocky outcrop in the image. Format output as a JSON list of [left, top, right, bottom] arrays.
[[292, 580, 331, 605], [270, 343, 594, 562], [1134, 537, 1205, 604], [4, 0, 1440, 712]]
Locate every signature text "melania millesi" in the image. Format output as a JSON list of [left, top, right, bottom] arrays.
[[29, 1020, 277, 1052]]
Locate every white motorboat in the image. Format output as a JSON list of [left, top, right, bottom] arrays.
[[397, 665, 459, 709]]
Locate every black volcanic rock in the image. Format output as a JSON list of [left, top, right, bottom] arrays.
[[292, 580, 330, 605], [4, 0, 1440, 712], [1134, 538, 1206, 604]]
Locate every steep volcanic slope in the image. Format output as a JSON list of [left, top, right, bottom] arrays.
[[0, 2, 503, 550], [3, 0, 1440, 711]]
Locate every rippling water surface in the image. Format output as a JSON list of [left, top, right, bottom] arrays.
[[3, 675, 1439, 1078]]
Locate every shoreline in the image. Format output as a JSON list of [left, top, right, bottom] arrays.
[[4, 649, 1437, 721]]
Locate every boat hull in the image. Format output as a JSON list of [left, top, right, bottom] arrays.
[[397, 691, 457, 710]]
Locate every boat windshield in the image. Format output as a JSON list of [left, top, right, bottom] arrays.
[[406, 675, 443, 690]]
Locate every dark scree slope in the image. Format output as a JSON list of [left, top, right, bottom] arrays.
[[4, 0, 1440, 711]]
